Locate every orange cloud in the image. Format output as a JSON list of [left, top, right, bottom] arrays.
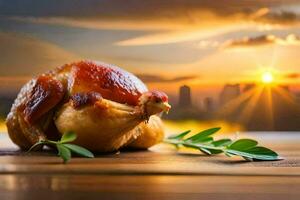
[[284, 73, 300, 79], [6, 4, 300, 46], [223, 34, 300, 49], [137, 74, 199, 83], [256, 10, 300, 25], [115, 9, 300, 46], [0, 31, 80, 76]]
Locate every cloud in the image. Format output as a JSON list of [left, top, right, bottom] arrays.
[[3, 0, 300, 46], [255, 10, 299, 25], [284, 73, 300, 79], [222, 34, 300, 49], [115, 23, 253, 46], [115, 9, 300, 46], [0, 31, 80, 76], [136, 74, 198, 83], [196, 40, 220, 49], [1, 0, 295, 19], [2, 0, 300, 50], [7, 16, 175, 31]]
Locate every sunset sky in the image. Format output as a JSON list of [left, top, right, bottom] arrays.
[[1, 0, 300, 103]]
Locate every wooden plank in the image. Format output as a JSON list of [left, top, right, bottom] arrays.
[[0, 147, 298, 176], [0, 133, 299, 199], [0, 175, 299, 200], [0, 133, 299, 176]]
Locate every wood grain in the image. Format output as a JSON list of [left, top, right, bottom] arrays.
[[0, 175, 299, 200], [0, 133, 299, 199]]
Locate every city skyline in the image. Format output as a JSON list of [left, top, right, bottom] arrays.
[[167, 83, 300, 131]]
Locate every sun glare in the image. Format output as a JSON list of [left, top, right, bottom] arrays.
[[261, 71, 274, 84]]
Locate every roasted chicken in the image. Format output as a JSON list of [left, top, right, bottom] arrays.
[[6, 61, 170, 152]]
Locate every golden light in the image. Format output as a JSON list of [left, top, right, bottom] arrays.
[[261, 71, 274, 84]]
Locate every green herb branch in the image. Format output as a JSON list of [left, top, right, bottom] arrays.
[[28, 128, 281, 163], [28, 132, 94, 163], [164, 127, 281, 161]]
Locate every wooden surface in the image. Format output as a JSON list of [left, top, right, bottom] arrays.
[[0, 132, 299, 200]]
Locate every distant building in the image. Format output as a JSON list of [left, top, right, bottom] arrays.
[[178, 85, 192, 108], [219, 84, 240, 105], [203, 97, 214, 112], [243, 83, 256, 92], [166, 85, 208, 120], [278, 85, 290, 92], [297, 93, 300, 105]]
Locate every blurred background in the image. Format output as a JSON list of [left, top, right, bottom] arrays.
[[0, 0, 300, 133]]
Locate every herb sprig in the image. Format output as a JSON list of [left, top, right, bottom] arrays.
[[28, 132, 94, 163], [28, 128, 281, 163], [164, 127, 281, 161]]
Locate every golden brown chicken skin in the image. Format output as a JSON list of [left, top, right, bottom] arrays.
[[6, 60, 171, 152]]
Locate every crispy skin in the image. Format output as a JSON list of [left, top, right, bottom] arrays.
[[6, 75, 65, 149], [69, 61, 148, 105], [24, 75, 65, 123], [70, 92, 102, 108]]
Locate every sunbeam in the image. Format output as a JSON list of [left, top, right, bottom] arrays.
[[239, 85, 264, 124], [273, 86, 300, 111], [265, 85, 275, 130], [217, 87, 256, 117]]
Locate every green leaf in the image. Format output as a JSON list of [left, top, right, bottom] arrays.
[[212, 139, 232, 147], [64, 144, 94, 158], [245, 146, 278, 157], [164, 128, 281, 162], [200, 148, 223, 155], [199, 148, 212, 155], [185, 127, 221, 142], [168, 130, 191, 140], [199, 137, 214, 143], [60, 131, 77, 143], [56, 144, 71, 163], [183, 143, 223, 155], [26, 132, 95, 163], [228, 139, 258, 150], [226, 146, 279, 161]]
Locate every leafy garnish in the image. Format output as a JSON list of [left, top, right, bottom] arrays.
[[164, 128, 281, 161], [63, 144, 94, 158], [28, 132, 94, 163], [56, 143, 71, 163]]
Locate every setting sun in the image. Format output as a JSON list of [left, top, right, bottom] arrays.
[[261, 71, 274, 84]]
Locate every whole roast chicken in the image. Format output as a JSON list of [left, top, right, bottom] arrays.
[[6, 61, 171, 152]]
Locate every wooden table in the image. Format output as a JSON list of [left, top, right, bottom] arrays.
[[0, 132, 299, 200]]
